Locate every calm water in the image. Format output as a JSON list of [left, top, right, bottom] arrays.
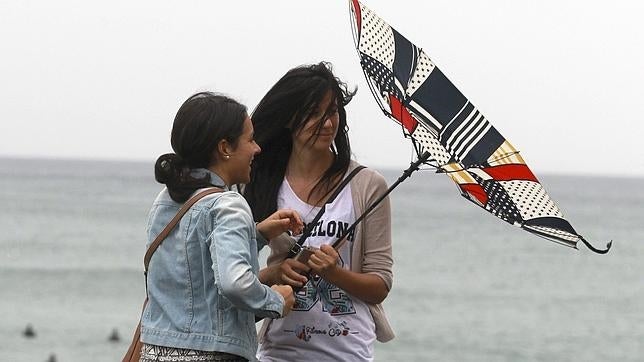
[[1, 158, 642, 361]]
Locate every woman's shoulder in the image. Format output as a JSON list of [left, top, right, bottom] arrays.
[[197, 191, 254, 229], [348, 160, 387, 188], [198, 190, 250, 211], [151, 187, 176, 206]]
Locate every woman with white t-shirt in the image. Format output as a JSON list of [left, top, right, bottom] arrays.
[[244, 62, 395, 361]]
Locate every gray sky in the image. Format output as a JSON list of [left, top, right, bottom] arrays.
[[2, 0, 643, 176]]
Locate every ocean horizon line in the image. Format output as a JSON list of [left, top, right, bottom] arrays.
[[1, 154, 642, 180]]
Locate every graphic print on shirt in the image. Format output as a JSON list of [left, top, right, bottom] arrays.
[[303, 219, 356, 241], [292, 263, 355, 315], [286, 319, 359, 343]]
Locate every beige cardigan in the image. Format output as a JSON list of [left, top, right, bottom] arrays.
[[260, 161, 395, 342]]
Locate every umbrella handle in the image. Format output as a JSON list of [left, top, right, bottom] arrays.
[[291, 152, 431, 293], [331, 151, 431, 251], [580, 237, 612, 254]]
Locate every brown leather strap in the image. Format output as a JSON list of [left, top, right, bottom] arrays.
[[122, 298, 147, 362], [144, 187, 223, 271]]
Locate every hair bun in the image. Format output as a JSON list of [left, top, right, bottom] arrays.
[[154, 153, 184, 185]]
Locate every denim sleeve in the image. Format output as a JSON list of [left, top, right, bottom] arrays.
[[255, 226, 269, 250], [208, 193, 284, 318]]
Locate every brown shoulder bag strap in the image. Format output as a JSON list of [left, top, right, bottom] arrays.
[[144, 187, 223, 274]]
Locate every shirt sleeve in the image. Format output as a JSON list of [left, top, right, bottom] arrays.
[[208, 193, 284, 318]]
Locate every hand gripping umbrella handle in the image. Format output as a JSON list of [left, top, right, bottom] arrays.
[[292, 151, 432, 292]]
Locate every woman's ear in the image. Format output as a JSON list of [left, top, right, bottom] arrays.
[[216, 139, 233, 161]]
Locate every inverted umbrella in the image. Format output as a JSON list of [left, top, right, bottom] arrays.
[[347, 0, 611, 254]]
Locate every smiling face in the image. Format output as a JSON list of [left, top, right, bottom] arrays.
[[292, 91, 339, 153], [225, 116, 261, 185]]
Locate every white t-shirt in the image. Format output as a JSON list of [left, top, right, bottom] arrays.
[[257, 178, 376, 362]]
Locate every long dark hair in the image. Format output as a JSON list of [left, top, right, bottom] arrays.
[[155, 92, 247, 203], [244, 62, 356, 221]]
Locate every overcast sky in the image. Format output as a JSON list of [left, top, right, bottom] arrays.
[[1, 0, 643, 176]]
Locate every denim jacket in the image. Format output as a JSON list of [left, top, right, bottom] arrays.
[[141, 169, 284, 361]]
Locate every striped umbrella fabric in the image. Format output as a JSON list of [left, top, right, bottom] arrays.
[[348, 0, 610, 253]]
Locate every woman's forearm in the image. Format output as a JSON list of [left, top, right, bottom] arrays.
[[322, 267, 389, 304]]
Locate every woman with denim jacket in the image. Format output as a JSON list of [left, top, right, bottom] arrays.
[[244, 63, 394, 361], [140, 92, 301, 362]]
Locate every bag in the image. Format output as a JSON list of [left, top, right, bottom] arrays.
[[122, 188, 222, 362]]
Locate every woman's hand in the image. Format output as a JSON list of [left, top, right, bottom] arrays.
[[271, 284, 295, 317], [307, 244, 340, 280], [262, 259, 310, 287], [306, 244, 389, 304], [257, 209, 303, 240]]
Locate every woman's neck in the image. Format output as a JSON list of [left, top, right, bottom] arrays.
[[286, 147, 337, 205], [287, 147, 334, 180]]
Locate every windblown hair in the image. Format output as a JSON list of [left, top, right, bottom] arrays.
[[155, 92, 247, 203], [244, 62, 356, 221]]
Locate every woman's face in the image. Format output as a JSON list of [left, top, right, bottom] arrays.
[[292, 91, 339, 152], [227, 116, 261, 184]]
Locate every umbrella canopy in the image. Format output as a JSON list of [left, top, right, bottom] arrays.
[[348, 0, 610, 254]]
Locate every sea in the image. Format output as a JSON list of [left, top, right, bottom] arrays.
[[1, 157, 642, 362]]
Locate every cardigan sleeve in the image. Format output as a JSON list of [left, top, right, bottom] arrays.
[[354, 168, 394, 291]]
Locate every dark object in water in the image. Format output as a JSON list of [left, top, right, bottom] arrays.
[[46, 353, 57, 362], [108, 328, 120, 342], [23, 324, 36, 338]]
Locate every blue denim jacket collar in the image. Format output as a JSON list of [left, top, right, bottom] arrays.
[[190, 168, 229, 191]]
